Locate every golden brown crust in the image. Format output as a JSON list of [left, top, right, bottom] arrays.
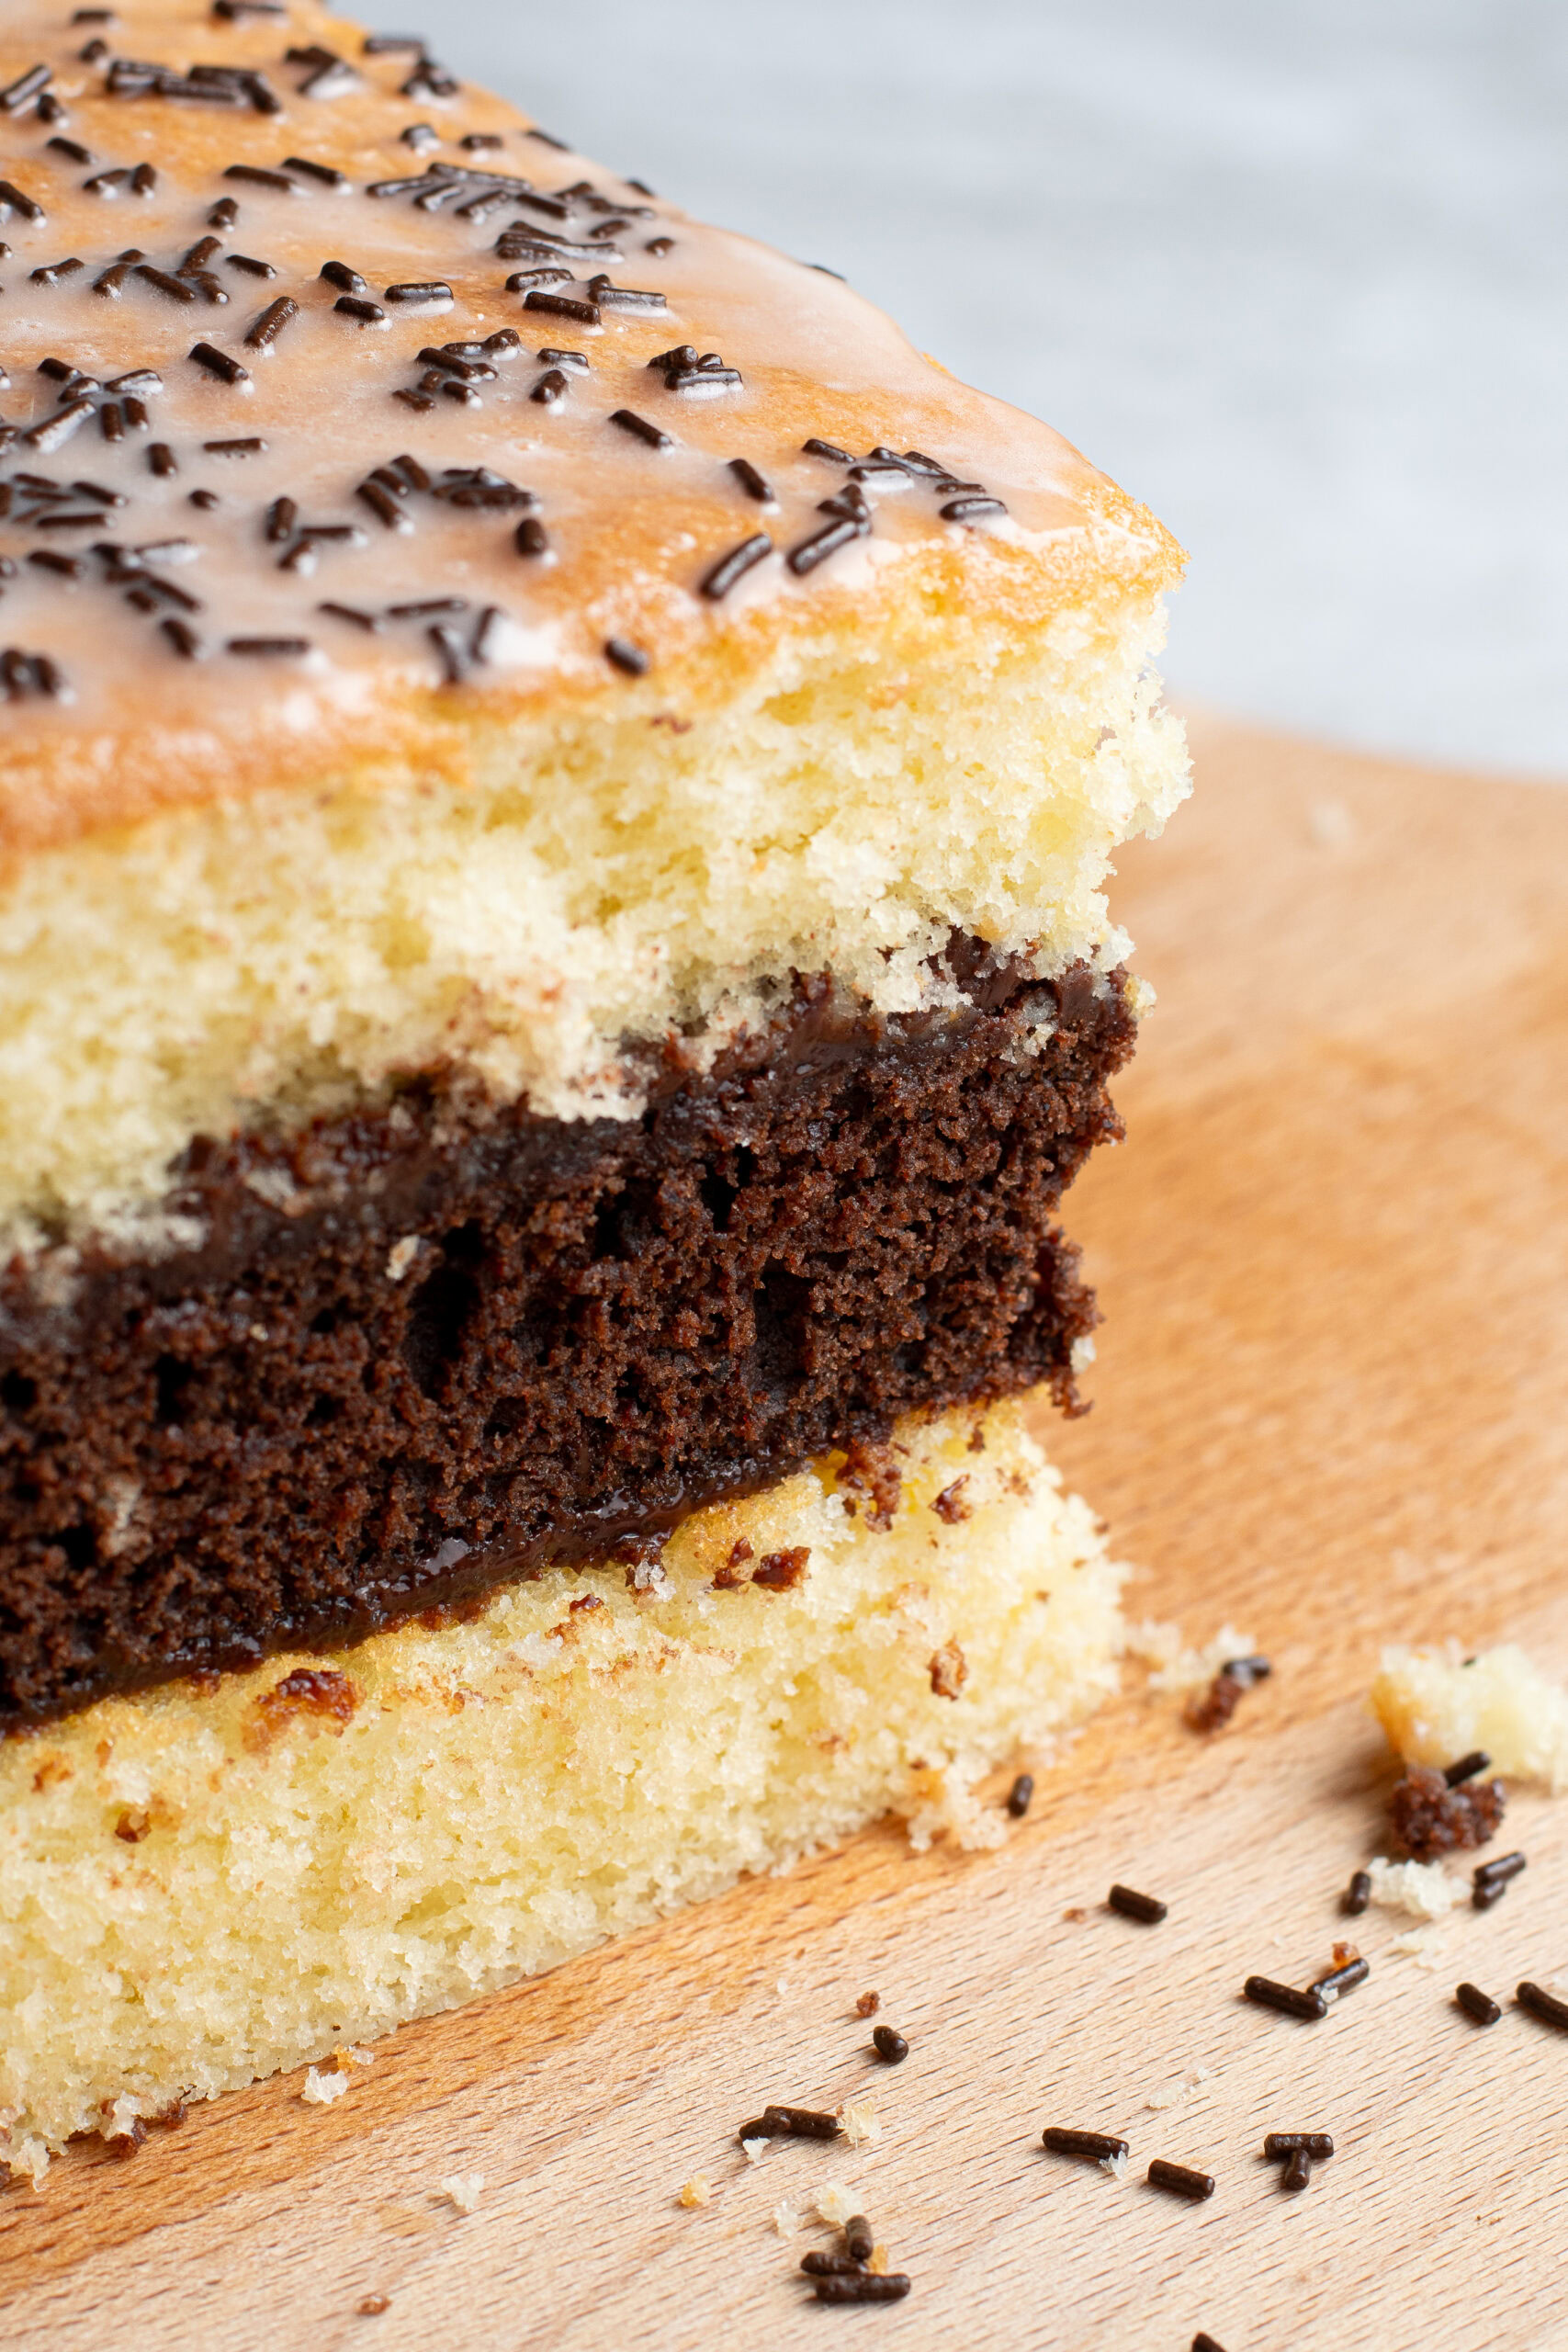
[[0, 0, 1182, 859]]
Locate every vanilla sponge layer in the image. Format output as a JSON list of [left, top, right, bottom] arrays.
[[0, 586, 1185, 1243], [0, 1396, 1124, 2177]]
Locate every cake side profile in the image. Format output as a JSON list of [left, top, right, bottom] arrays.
[[0, 0, 1187, 2176]]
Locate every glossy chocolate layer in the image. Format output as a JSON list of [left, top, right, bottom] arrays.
[[0, 956, 1133, 1728]]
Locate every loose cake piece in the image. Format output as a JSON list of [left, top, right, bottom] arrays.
[[0, 1, 1186, 2172]]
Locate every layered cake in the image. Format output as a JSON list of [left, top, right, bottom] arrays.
[[0, 1, 1187, 2176]]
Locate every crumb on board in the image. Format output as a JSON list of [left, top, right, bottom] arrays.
[[1099, 2149, 1130, 2183], [1127, 1620, 1259, 1694], [357, 2295, 390, 2317], [1367, 1856, 1457, 1918], [436, 2172, 485, 2214], [1371, 1643, 1568, 1792], [677, 2175, 713, 2209], [838, 2096, 882, 2149], [1389, 1763, 1505, 1860], [740, 2136, 768, 2164], [855, 1991, 881, 2018], [815, 2182, 859, 2227], [1144, 2066, 1214, 2113], [301, 2064, 350, 2105]]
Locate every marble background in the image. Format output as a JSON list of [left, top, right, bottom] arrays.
[[350, 0, 1567, 777]]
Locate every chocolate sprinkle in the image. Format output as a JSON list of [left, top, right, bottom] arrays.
[[202, 436, 265, 456], [243, 296, 298, 349], [1108, 1883, 1168, 1925], [1042, 2129, 1129, 2162], [1263, 2132, 1333, 2159], [871, 2025, 908, 2064], [1341, 1868, 1372, 1917], [225, 636, 310, 657], [384, 281, 453, 306], [1309, 1957, 1369, 1999], [1444, 1749, 1492, 1787], [760, 2105, 840, 2141], [604, 636, 649, 676], [283, 155, 348, 189], [699, 532, 771, 600], [1006, 1772, 1034, 1818], [1147, 2160, 1214, 2202], [187, 342, 249, 383], [225, 254, 276, 278], [812, 2277, 911, 2306], [1456, 1983, 1501, 2027], [1243, 1976, 1326, 2021], [221, 165, 299, 195], [514, 516, 548, 558], [608, 409, 672, 452], [319, 259, 367, 293], [786, 516, 864, 576], [1516, 1981, 1568, 2032], [728, 456, 775, 504], [1281, 2148, 1313, 2194], [334, 295, 386, 323], [148, 442, 176, 475], [159, 616, 203, 659]]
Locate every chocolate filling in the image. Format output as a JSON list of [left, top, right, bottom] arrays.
[[0, 953, 1134, 1730]]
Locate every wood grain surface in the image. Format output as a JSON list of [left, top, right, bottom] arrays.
[[2, 715, 1565, 2352]]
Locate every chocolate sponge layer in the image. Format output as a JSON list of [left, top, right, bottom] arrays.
[[0, 955, 1134, 1729]]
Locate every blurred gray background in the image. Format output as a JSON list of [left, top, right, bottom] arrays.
[[349, 0, 1567, 777]]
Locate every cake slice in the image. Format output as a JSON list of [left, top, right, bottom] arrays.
[[0, 0, 1186, 2176]]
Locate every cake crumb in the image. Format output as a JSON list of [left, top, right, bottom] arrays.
[[357, 2295, 390, 2317], [929, 1639, 969, 1700], [839, 2096, 882, 2149], [301, 2065, 350, 2105], [1128, 1620, 1258, 1694], [1371, 1642, 1568, 1792], [436, 2172, 484, 2213], [740, 2136, 768, 2164], [385, 1237, 421, 1282], [1099, 2149, 1129, 2183], [1367, 1856, 1456, 1918], [855, 1990, 881, 2018], [1144, 2065, 1213, 2112], [677, 2175, 713, 2209], [815, 2182, 859, 2227], [867, 2244, 892, 2275]]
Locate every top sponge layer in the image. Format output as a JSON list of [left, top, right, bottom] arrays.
[[0, 0, 1181, 854]]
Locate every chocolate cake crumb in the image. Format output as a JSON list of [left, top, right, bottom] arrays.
[[930, 1476, 971, 1524], [1389, 1763, 1505, 1861], [751, 1546, 809, 1591], [1187, 1654, 1271, 1733], [854, 1991, 881, 2018], [357, 2296, 390, 2317], [712, 1538, 754, 1589], [254, 1665, 355, 1728], [839, 1438, 901, 1530]]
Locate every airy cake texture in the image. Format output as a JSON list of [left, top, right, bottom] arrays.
[[0, 0, 1188, 2169], [0, 1398, 1125, 2177]]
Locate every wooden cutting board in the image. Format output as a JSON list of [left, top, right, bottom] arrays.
[[3, 714, 1566, 2352]]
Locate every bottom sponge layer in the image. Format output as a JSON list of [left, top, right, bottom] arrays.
[[0, 1394, 1126, 2175]]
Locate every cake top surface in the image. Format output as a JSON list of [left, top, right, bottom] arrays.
[[0, 0, 1180, 848]]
